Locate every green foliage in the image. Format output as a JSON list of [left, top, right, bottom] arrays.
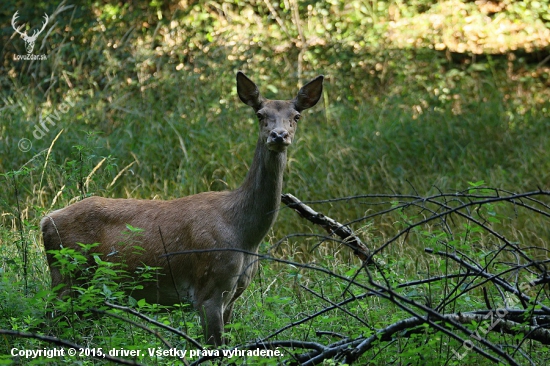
[[0, 0, 549, 364]]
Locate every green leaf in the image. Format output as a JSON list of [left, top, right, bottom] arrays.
[[125, 224, 144, 232]]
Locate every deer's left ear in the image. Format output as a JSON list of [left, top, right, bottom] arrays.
[[237, 71, 265, 111], [294, 75, 324, 112]]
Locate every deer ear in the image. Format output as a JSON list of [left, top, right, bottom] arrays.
[[237, 72, 264, 111], [294, 75, 324, 112]]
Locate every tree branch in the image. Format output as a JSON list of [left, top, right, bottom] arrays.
[[281, 193, 372, 263]]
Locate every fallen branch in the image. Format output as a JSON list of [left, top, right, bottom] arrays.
[[281, 193, 372, 263], [277, 310, 550, 365], [345, 311, 550, 364]]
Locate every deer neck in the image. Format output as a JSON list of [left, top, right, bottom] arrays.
[[229, 138, 287, 248]]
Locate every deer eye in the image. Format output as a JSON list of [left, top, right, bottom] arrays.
[[256, 112, 264, 121], [293, 114, 301, 122]]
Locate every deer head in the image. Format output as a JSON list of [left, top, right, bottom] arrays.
[[12, 11, 49, 54]]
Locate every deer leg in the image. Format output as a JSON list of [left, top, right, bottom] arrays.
[[45, 251, 75, 299], [197, 296, 225, 346], [223, 301, 235, 326]]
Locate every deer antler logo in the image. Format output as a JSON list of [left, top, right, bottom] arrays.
[[11, 11, 49, 54]]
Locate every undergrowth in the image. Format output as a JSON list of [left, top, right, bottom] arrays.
[[1, 1, 549, 365]]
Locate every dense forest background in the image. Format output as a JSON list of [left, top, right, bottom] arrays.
[[1, 1, 549, 365]]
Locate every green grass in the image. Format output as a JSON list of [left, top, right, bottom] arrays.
[[1, 1, 550, 364], [1, 62, 549, 363]]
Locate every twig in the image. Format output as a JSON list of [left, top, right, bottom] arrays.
[[104, 302, 203, 349], [281, 193, 372, 263], [90, 308, 188, 365]]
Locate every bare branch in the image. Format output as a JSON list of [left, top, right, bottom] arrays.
[[281, 193, 372, 262], [104, 302, 203, 349]]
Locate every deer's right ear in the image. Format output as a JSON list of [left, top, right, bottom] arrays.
[[237, 72, 264, 111], [294, 75, 324, 112]]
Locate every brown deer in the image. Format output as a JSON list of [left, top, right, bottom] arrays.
[[41, 71, 324, 346]]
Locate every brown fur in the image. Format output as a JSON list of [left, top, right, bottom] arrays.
[[41, 71, 323, 346]]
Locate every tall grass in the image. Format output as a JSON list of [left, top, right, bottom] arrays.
[[2, 55, 549, 260], [1, 2, 549, 364]]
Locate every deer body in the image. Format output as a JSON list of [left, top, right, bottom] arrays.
[[41, 72, 323, 346]]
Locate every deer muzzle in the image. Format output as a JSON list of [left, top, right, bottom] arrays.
[[267, 129, 291, 150]]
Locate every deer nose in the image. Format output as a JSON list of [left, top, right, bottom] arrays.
[[270, 129, 289, 143]]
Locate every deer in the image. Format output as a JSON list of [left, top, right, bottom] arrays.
[[41, 71, 324, 346], [11, 11, 49, 54]]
